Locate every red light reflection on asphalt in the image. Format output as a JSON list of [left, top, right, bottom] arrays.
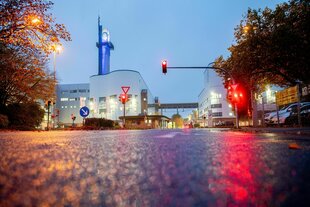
[[209, 132, 272, 205]]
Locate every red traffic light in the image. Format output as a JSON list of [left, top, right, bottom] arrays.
[[227, 84, 245, 104], [119, 94, 128, 104], [162, 60, 167, 74]]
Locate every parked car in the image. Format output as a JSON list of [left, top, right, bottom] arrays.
[[284, 104, 310, 126], [265, 102, 310, 125]]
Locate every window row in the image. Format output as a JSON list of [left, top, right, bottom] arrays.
[[61, 105, 77, 109], [60, 97, 87, 101], [61, 89, 89, 94]]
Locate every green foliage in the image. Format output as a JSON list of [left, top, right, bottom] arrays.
[[214, 0, 309, 118], [84, 118, 114, 129], [215, 0, 310, 90], [0, 114, 9, 128], [5, 102, 44, 130], [171, 114, 183, 128]]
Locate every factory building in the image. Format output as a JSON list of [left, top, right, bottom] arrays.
[[54, 18, 162, 127]]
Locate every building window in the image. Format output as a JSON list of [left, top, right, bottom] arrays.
[[211, 103, 222, 108], [70, 90, 77, 93], [69, 98, 76, 101], [61, 90, 68, 94], [99, 97, 106, 102], [61, 106, 64, 109], [60, 98, 68, 101], [79, 89, 87, 93], [99, 109, 106, 114], [212, 112, 222, 117], [65, 106, 67, 108]]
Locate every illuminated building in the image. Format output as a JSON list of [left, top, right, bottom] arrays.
[[55, 18, 155, 126]]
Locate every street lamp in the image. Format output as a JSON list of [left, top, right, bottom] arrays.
[[51, 44, 63, 128]]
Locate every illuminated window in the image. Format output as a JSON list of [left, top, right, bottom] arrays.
[[60, 98, 68, 101]]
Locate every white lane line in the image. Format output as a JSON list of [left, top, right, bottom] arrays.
[[156, 132, 180, 138]]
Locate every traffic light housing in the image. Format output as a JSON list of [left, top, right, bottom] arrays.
[[119, 93, 128, 104], [162, 60, 167, 74], [227, 84, 244, 104]]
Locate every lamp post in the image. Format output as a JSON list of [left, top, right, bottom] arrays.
[[51, 44, 63, 128]]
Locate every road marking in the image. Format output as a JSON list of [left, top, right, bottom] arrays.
[[156, 132, 180, 138]]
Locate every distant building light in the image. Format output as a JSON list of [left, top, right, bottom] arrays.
[[60, 98, 68, 101], [228, 104, 232, 108], [229, 112, 233, 116]]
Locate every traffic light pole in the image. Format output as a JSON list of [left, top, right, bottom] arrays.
[[123, 102, 126, 128], [164, 65, 239, 128]]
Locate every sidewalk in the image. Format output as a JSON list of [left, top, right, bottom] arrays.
[[236, 127, 310, 136]]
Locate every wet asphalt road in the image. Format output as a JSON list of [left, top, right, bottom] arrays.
[[0, 129, 310, 207]]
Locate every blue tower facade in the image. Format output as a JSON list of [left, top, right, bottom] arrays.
[[96, 17, 114, 75]]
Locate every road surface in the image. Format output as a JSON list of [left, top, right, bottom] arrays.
[[1, 129, 310, 206]]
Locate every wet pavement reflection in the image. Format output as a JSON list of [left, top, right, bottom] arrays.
[[0, 129, 310, 206]]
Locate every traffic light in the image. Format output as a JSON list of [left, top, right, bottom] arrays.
[[162, 60, 167, 74], [228, 84, 244, 104], [119, 94, 128, 104]]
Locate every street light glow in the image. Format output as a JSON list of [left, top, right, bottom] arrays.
[[55, 45, 63, 53], [31, 18, 40, 24]]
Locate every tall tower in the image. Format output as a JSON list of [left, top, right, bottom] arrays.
[[96, 17, 114, 75]]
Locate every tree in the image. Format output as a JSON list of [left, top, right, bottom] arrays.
[[0, 0, 71, 54], [171, 114, 183, 128], [215, 0, 309, 86], [214, 0, 310, 118], [0, 43, 54, 112], [6, 102, 45, 130], [0, 0, 71, 113]]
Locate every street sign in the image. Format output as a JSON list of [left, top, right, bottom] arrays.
[[276, 86, 298, 106], [121, 86, 130, 94], [79, 106, 90, 118], [231, 84, 238, 90]]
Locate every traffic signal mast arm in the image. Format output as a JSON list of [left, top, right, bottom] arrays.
[[161, 61, 239, 128], [164, 66, 236, 84]]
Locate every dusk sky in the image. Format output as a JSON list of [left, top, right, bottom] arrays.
[[51, 0, 284, 107]]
